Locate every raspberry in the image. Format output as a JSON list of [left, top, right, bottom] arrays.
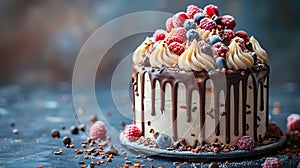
[[262, 157, 282, 168], [124, 124, 142, 141], [153, 29, 167, 41], [186, 5, 203, 19], [172, 27, 187, 41], [221, 15, 236, 29], [238, 136, 254, 150], [222, 29, 235, 45], [165, 36, 183, 45], [89, 121, 107, 140], [265, 123, 282, 138], [200, 18, 217, 31], [204, 4, 219, 17], [212, 42, 229, 56], [168, 42, 185, 56], [287, 114, 300, 130], [172, 12, 189, 28], [235, 30, 250, 42], [166, 17, 174, 32]]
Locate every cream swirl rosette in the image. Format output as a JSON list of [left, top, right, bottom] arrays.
[[149, 41, 179, 68], [197, 28, 218, 42], [178, 40, 215, 71], [226, 40, 254, 70], [250, 36, 269, 64], [132, 37, 154, 65]]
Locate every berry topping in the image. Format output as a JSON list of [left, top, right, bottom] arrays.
[[156, 133, 172, 149], [204, 4, 219, 17], [214, 56, 227, 70], [265, 123, 282, 138], [186, 5, 203, 19], [201, 43, 216, 56], [89, 121, 107, 139], [287, 113, 300, 131], [231, 37, 246, 49], [209, 35, 222, 45], [173, 27, 187, 41], [172, 12, 189, 28], [212, 42, 229, 56], [184, 19, 197, 30], [165, 36, 184, 45], [186, 29, 199, 41], [124, 124, 142, 141], [262, 157, 282, 168], [168, 42, 185, 56], [235, 30, 250, 42], [166, 17, 174, 32], [238, 136, 254, 150], [221, 29, 235, 45], [200, 18, 217, 31], [153, 29, 167, 41], [194, 12, 205, 25], [220, 15, 236, 29]]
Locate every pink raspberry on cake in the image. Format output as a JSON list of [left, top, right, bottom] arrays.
[[238, 136, 254, 150], [89, 121, 107, 140], [262, 157, 282, 168], [172, 27, 187, 41], [166, 17, 174, 32], [172, 12, 189, 28], [235, 30, 250, 43], [186, 5, 203, 19], [124, 124, 142, 141], [168, 42, 185, 56], [153, 29, 167, 41], [220, 15, 236, 29], [165, 36, 183, 45], [287, 113, 300, 130], [200, 18, 217, 30], [204, 4, 219, 17]]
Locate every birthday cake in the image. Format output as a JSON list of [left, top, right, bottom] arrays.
[[128, 4, 272, 150]]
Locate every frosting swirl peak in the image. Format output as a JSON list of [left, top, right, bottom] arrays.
[[226, 40, 254, 70], [149, 41, 179, 68], [250, 36, 269, 64], [132, 37, 154, 65], [178, 40, 215, 71]]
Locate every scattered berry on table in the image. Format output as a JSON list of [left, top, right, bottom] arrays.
[[156, 133, 172, 149], [89, 121, 107, 140], [238, 136, 254, 150], [262, 157, 282, 168], [124, 124, 142, 141]]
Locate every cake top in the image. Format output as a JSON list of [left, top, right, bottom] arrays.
[[132, 4, 269, 71]]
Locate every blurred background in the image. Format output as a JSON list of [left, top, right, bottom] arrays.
[[0, 0, 299, 86]]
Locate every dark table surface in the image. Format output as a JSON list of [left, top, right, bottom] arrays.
[[0, 83, 300, 168]]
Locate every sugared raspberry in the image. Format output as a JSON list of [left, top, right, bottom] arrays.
[[262, 157, 282, 168], [265, 123, 282, 138], [186, 5, 203, 19], [238, 136, 254, 150], [172, 27, 187, 41], [212, 42, 229, 56], [235, 30, 250, 42], [172, 12, 189, 28], [124, 124, 142, 141], [204, 4, 219, 17], [166, 17, 174, 32], [220, 15, 236, 29], [168, 42, 185, 56], [165, 36, 183, 45], [200, 18, 217, 31], [153, 29, 167, 41], [89, 121, 107, 140], [287, 113, 300, 130], [222, 29, 235, 45]]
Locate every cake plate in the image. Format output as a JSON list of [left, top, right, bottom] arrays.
[[119, 133, 286, 160]]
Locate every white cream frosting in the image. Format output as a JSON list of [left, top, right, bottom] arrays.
[[250, 36, 269, 64], [132, 37, 154, 65], [226, 40, 254, 70], [178, 40, 215, 71], [197, 28, 218, 42], [149, 41, 179, 68]]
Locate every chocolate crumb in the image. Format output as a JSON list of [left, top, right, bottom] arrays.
[[70, 126, 79, 134], [63, 136, 71, 145]]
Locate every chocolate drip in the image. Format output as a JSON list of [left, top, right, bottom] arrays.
[[259, 81, 264, 111], [132, 64, 269, 145], [265, 76, 269, 128]]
